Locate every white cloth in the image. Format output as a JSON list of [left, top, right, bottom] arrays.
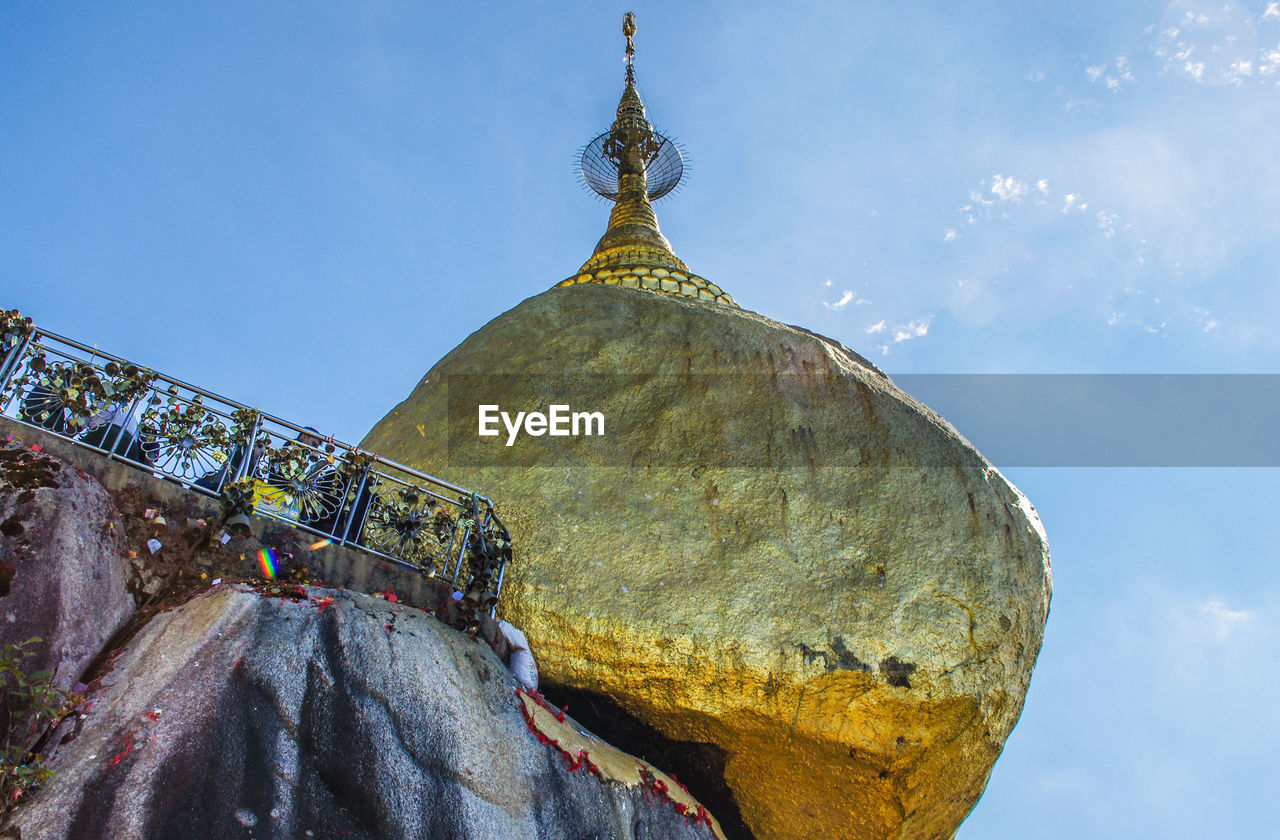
[[498, 619, 538, 691]]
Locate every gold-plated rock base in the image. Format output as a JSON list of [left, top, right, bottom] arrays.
[[363, 284, 1051, 840]]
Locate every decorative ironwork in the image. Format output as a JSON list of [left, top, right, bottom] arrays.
[[140, 391, 233, 481], [255, 441, 344, 524], [0, 312, 512, 616], [8, 353, 157, 436], [456, 493, 512, 630], [362, 486, 456, 570]]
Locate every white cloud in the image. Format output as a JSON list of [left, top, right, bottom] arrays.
[[944, 228, 959, 242], [1152, 3, 1272, 86], [1062, 193, 1087, 213], [824, 290, 854, 310], [1195, 599, 1254, 643], [990, 174, 1028, 202], [1261, 47, 1280, 74], [1097, 210, 1119, 238], [892, 316, 932, 343], [1194, 306, 1220, 331], [865, 320, 886, 334], [1036, 179, 1050, 197], [1085, 55, 1136, 91], [822, 289, 868, 311]]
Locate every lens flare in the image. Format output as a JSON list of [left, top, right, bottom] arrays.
[[257, 548, 278, 579]]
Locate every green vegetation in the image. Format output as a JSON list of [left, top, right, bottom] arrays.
[[0, 638, 76, 810]]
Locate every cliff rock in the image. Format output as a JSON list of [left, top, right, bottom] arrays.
[[13, 584, 721, 840], [0, 438, 134, 690]]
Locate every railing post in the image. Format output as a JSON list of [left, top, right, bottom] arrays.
[[490, 559, 507, 619], [339, 465, 373, 546], [0, 330, 35, 405], [233, 414, 263, 482], [103, 392, 146, 463], [449, 518, 472, 589]]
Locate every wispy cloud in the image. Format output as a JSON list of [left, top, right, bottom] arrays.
[[1194, 306, 1220, 331], [956, 174, 1120, 241], [892, 316, 932, 343], [1086, 55, 1137, 91], [1152, 3, 1280, 87], [1193, 599, 1255, 643], [1097, 210, 1119, 238], [866, 316, 933, 356], [822, 289, 868, 311]]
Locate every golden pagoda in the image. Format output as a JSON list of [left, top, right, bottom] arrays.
[[556, 13, 737, 307]]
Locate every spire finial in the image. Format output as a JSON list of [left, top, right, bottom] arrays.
[[623, 12, 637, 87], [556, 15, 737, 307]]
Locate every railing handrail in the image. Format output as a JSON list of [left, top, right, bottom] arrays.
[[0, 312, 510, 623], [28, 325, 493, 508]]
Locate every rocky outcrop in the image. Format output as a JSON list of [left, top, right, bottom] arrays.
[[363, 284, 1053, 840], [0, 437, 134, 690], [13, 584, 721, 840]]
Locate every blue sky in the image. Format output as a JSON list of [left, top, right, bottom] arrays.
[[3, 2, 1277, 836]]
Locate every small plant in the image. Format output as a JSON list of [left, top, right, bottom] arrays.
[[0, 638, 76, 811]]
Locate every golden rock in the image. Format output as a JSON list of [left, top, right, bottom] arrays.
[[363, 283, 1051, 840]]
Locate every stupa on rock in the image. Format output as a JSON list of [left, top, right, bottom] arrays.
[[364, 14, 1052, 840], [557, 13, 735, 308]]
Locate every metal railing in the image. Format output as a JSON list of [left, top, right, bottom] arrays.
[[0, 310, 510, 621]]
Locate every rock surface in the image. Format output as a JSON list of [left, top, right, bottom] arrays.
[[0, 438, 134, 690], [13, 584, 721, 840], [363, 284, 1053, 840]]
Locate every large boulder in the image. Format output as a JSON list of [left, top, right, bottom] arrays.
[[12, 584, 722, 840], [0, 437, 134, 690], [363, 284, 1053, 840]]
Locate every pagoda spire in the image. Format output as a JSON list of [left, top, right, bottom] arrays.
[[558, 13, 736, 307]]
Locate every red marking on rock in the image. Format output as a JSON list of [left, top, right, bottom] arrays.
[[108, 731, 136, 766], [312, 596, 337, 611], [142, 711, 161, 722]]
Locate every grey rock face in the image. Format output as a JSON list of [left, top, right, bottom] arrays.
[[0, 438, 135, 689], [13, 585, 717, 840]]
